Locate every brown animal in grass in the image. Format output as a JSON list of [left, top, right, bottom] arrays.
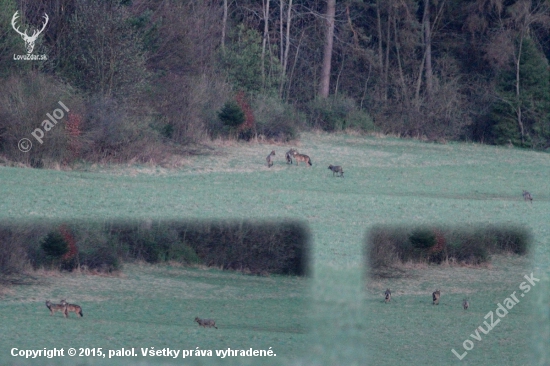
[[292, 151, 312, 166], [60, 299, 83, 317], [266, 150, 276, 167], [195, 317, 218, 329], [432, 289, 440, 305], [45, 300, 67, 318], [285, 149, 297, 164]]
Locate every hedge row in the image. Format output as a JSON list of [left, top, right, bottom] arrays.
[[367, 224, 531, 273], [0, 220, 310, 282]]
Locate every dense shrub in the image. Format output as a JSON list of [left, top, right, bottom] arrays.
[[41, 231, 68, 258], [252, 95, 303, 142], [1, 219, 309, 278], [305, 95, 374, 133], [79, 96, 160, 163], [344, 109, 376, 132], [108, 223, 199, 265], [79, 247, 120, 273], [179, 220, 309, 275], [217, 100, 245, 137], [0, 74, 76, 167], [408, 228, 437, 262], [367, 225, 531, 275], [0, 225, 32, 281], [119, 219, 310, 275], [409, 229, 436, 249], [74, 226, 121, 272], [489, 226, 531, 255]]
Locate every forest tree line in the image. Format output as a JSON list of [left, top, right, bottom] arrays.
[[1, 0, 549, 166]]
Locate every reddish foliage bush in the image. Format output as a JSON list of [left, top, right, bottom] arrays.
[[59, 225, 78, 262], [429, 229, 446, 255], [65, 112, 82, 159], [235, 91, 255, 135]]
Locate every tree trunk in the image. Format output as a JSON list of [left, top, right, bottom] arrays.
[[318, 0, 336, 98], [424, 0, 433, 98], [515, 30, 525, 143], [286, 29, 305, 102], [280, 0, 293, 98], [221, 0, 228, 54], [376, 0, 386, 102], [280, 0, 284, 68], [261, 0, 270, 89], [393, 17, 409, 105], [384, 3, 392, 103]]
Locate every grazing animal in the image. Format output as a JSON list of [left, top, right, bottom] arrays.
[[285, 149, 297, 164], [463, 299, 469, 310], [60, 299, 83, 317], [432, 289, 440, 305], [292, 151, 312, 166], [266, 150, 275, 168], [522, 190, 533, 203], [384, 289, 391, 303], [45, 300, 67, 318], [328, 165, 344, 177], [195, 317, 218, 329]]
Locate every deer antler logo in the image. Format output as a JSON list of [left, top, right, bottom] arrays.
[[11, 11, 49, 54]]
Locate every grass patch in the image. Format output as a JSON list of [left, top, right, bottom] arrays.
[[0, 264, 308, 365], [0, 132, 549, 365]]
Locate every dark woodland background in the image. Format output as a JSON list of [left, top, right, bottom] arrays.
[[1, 0, 549, 167]]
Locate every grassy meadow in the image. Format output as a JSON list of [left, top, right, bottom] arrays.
[[1, 132, 549, 365]]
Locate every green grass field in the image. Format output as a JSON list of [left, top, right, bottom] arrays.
[[1, 132, 549, 365]]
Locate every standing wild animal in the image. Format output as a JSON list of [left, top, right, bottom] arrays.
[[45, 300, 67, 317], [292, 151, 312, 166], [60, 299, 83, 317], [266, 150, 275, 167], [384, 289, 391, 303], [522, 190, 533, 203], [463, 299, 469, 310], [195, 317, 218, 329], [328, 165, 344, 177], [285, 149, 297, 164], [432, 289, 440, 305]]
